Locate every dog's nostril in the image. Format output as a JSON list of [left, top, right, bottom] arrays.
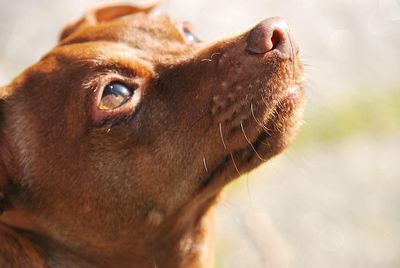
[[246, 17, 295, 59], [271, 29, 284, 50]]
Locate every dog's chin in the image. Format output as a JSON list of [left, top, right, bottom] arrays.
[[202, 83, 304, 192]]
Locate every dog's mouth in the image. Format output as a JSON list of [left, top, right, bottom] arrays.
[[201, 80, 304, 191], [191, 17, 306, 193]]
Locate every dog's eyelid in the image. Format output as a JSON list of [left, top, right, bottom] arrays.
[[82, 65, 149, 95], [100, 65, 143, 79]]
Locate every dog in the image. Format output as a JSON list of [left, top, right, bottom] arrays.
[[0, 2, 304, 267]]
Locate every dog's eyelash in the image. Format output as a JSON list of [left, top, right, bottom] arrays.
[[81, 70, 135, 93]]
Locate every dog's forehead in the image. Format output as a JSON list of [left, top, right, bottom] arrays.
[[59, 14, 192, 59], [46, 42, 155, 74]]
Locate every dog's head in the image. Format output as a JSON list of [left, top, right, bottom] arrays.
[[0, 2, 303, 259]]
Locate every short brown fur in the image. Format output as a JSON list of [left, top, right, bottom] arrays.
[[0, 3, 304, 267]]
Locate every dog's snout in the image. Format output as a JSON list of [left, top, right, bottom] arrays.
[[246, 17, 295, 59]]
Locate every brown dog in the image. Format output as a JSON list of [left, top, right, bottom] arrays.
[[0, 2, 304, 267]]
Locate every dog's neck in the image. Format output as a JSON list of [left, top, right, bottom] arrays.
[[0, 191, 219, 268], [48, 211, 215, 267]]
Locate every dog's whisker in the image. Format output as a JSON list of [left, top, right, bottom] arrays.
[[203, 157, 209, 173], [219, 122, 241, 177], [230, 152, 241, 177], [219, 122, 227, 150], [250, 102, 271, 135], [200, 53, 222, 62], [240, 121, 265, 161], [285, 26, 299, 98], [260, 94, 271, 110], [152, 258, 159, 268]]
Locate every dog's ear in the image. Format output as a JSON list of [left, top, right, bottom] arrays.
[[60, 1, 162, 41]]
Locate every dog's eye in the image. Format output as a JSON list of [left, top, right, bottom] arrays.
[[182, 25, 201, 43], [99, 82, 135, 110]]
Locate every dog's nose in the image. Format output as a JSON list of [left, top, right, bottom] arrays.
[[246, 17, 296, 59]]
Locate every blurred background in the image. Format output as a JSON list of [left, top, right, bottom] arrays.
[[1, 0, 399, 267]]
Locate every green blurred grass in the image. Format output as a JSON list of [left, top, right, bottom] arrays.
[[216, 89, 400, 268], [293, 89, 400, 150]]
